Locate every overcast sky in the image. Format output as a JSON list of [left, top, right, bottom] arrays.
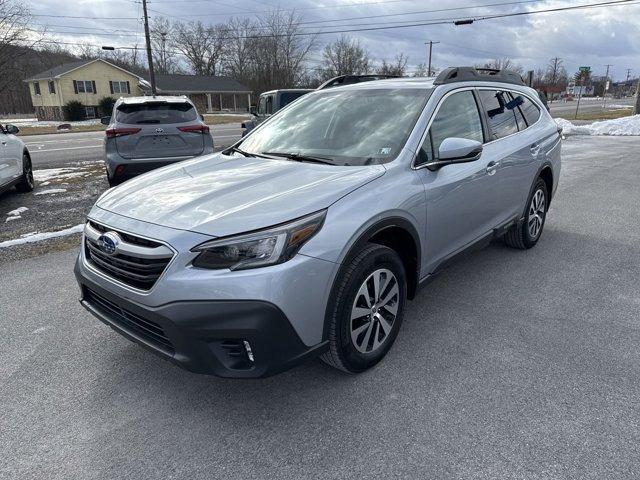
[[28, 0, 640, 81]]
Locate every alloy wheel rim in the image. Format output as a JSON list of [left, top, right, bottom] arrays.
[[528, 188, 546, 239], [350, 268, 399, 354]]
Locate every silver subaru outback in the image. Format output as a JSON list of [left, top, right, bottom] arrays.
[[76, 67, 561, 378], [102, 96, 214, 186]]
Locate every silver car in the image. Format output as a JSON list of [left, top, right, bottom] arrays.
[[0, 124, 34, 195], [76, 67, 561, 378], [102, 96, 214, 186]]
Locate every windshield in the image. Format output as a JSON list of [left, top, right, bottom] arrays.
[[116, 102, 197, 124], [240, 88, 431, 166]]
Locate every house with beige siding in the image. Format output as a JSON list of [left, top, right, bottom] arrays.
[[25, 59, 253, 121], [24, 59, 144, 120]]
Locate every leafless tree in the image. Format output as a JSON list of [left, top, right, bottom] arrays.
[[411, 63, 429, 77], [376, 53, 408, 76], [483, 58, 524, 74], [222, 17, 258, 83], [172, 20, 227, 76], [319, 35, 371, 80], [253, 9, 317, 89], [544, 57, 567, 86], [0, 0, 38, 90], [151, 17, 178, 74]]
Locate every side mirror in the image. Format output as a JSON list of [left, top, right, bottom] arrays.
[[426, 137, 483, 170], [249, 106, 257, 116], [5, 124, 19, 135], [199, 114, 205, 121], [100, 116, 111, 125]]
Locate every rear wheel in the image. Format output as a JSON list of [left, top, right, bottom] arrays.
[[504, 178, 548, 249], [321, 243, 406, 373], [15, 152, 34, 193]]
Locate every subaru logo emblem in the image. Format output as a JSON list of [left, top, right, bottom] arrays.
[[155, 127, 164, 134], [97, 232, 120, 256]]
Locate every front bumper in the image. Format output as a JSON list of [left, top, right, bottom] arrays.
[[75, 267, 328, 378]]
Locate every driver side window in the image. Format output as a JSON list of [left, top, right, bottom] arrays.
[[418, 90, 484, 164]]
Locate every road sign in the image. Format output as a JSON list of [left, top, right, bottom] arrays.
[[579, 66, 591, 73]]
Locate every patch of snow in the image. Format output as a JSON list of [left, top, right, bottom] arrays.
[[0, 224, 84, 249], [7, 206, 28, 216], [607, 104, 633, 109], [5, 216, 20, 223], [555, 115, 640, 136], [34, 167, 87, 182], [7, 118, 101, 127], [34, 188, 67, 196]]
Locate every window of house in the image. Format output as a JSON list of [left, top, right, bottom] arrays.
[[33, 82, 41, 95], [419, 90, 483, 163], [478, 90, 519, 140], [110, 81, 129, 94], [75, 80, 95, 94], [48, 81, 56, 94]]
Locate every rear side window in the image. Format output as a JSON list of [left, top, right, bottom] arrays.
[[420, 90, 483, 162], [518, 95, 541, 126], [279, 91, 308, 109], [478, 90, 519, 140], [116, 102, 197, 124]]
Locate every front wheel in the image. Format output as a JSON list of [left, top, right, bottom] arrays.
[[15, 152, 34, 193], [504, 178, 548, 249], [321, 243, 407, 374]]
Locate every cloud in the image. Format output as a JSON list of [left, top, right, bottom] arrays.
[[29, 0, 640, 79]]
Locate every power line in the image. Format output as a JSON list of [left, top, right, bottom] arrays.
[[297, 0, 545, 26], [28, 0, 639, 44]]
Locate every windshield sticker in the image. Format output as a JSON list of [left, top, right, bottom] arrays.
[[378, 147, 392, 155]]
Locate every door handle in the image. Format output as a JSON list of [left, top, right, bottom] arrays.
[[486, 161, 500, 175], [530, 143, 541, 156]]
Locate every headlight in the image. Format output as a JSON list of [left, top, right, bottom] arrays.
[[191, 210, 326, 270]]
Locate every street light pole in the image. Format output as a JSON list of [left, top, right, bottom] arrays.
[[141, 0, 156, 96]]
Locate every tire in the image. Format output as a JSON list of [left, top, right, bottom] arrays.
[[321, 243, 407, 374], [504, 177, 548, 249], [15, 152, 34, 193]]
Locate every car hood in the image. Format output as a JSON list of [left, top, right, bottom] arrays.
[[96, 153, 385, 237]]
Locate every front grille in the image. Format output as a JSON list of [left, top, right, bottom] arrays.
[[84, 223, 172, 291], [85, 288, 174, 354]]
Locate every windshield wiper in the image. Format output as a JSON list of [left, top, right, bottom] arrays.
[[223, 145, 271, 158], [261, 151, 335, 165]]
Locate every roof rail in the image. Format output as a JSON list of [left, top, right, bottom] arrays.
[[317, 74, 400, 90], [434, 67, 525, 86]]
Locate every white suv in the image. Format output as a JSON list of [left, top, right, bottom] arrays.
[[0, 124, 33, 195]]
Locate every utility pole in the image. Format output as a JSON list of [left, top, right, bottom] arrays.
[[141, 0, 156, 95], [602, 64, 612, 109], [626, 69, 632, 96], [634, 78, 640, 115], [425, 40, 440, 77]]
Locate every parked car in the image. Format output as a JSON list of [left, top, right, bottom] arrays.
[[76, 67, 561, 378], [0, 124, 34, 195], [242, 89, 313, 135], [101, 96, 214, 186]]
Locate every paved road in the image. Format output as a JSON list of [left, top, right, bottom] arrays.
[[22, 124, 244, 169], [549, 96, 634, 116], [2, 136, 640, 479]]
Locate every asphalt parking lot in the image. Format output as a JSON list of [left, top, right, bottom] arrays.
[[1, 135, 639, 479]]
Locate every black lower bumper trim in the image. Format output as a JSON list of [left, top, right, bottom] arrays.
[[76, 267, 327, 378]]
